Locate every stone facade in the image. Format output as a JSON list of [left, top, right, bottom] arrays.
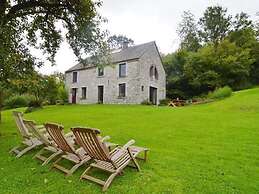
[[65, 41, 166, 105]]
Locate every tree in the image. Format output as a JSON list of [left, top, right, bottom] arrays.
[[232, 12, 253, 31], [184, 40, 254, 93], [177, 11, 201, 52], [0, 0, 107, 122], [199, 6, 232, 45], [107, 35, 134, 50]]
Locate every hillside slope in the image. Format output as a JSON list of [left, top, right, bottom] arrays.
[[0, 88, 259, 193]]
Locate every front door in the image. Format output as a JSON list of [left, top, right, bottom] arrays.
[[72, 88, 77, 104], [149, 87, 157, 105], [98, 86, 104, 104]]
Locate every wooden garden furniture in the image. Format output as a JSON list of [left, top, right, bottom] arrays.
[[23, 119, 66, 166], [72, 127, 146, 192], [9, 111, 44, 158], [44, 123, 91, 176]]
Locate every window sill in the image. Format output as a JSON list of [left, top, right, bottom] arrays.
[[118, 96, 126, 99], [97, 75, 104, 78]]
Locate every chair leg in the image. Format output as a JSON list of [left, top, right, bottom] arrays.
[[66, 161, 83, 176], [80, 166, 92, 179], [102, 172, 119, 192], [9, 146, 20, 154], [42, 150, 63, 166], [16, 144, 37, 158]]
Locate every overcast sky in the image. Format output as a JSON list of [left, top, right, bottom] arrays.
[[39, 0, 259, 75]]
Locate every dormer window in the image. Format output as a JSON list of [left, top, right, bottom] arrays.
[[97, 67, 104, 77], [72, 72, 78, 83]]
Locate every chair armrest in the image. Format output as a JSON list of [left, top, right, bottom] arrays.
[[101, 136, 110, 142], [111, 140, 135, 161], [36, 125, 45, 130], [121, 140, 135, 151]]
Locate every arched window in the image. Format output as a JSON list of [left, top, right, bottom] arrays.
[[150, 66, 154, 78], [150, 65, 158, 80], [155, 67, 158, 80]]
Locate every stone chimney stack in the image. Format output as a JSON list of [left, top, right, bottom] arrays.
[[122, 41, 129, 49]]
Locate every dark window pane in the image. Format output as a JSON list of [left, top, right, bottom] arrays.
[[119, 83, 126, 97], [72, 72, 78, 83], [98, 67, 104, 76], [119, 63, 126, 77], [82, 87, 87, 99]]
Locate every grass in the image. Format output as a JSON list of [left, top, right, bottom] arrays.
[[1, 88, 259, 193]]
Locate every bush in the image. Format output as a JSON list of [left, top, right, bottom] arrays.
[[58, 86, 68, 103], [28, 98, 43, 108], [141, 99, 153, 105], [159, 98, 171, 106], [4, 95, 29, 109], [24, 106, 42, 114], [207, 86, 233, 100]]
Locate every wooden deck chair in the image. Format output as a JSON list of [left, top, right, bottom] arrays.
[[72, 127, 141, 192], [45, 123, 92, 176], [23, 120, 63, 166], [9, 111, 43, 158]]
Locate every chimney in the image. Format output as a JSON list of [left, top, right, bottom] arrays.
[[122, 41, 129, 49]]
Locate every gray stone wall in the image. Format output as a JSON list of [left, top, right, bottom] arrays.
[[65, 44, 166, 104]]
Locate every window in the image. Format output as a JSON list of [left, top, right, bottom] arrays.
[[155, 68, 159, 80], [97, 67, 104, 76], [150, 66, 154, 78], [141, 86, 144, 91], [119, 83, 126, 97], [119, 63, 126, 77], [82, 87, 87, 99], [150, 66, 158, 80], [72, 72, 78, 83]]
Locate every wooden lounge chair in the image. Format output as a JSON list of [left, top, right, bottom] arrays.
[[44, 123, 92, 176], [72, 127, 142, 192], [9, 111, 43, 158], [23, 120, 64, 166]]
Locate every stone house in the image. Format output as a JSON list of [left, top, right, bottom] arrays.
[[65, 41, 166, 105]]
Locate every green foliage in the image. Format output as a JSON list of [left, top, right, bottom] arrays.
[[3, 95, 34, 109], [177, 11, 201, 51], [207, 86, 233, 99], [107, 35, 134, 49], [165, 7, 259, 99], [24, 106, 42, 114], [199, 6, 232, 44], [159, 98, 171, 106], [28, 98, 43, 108], [58, 85, 69, 103]]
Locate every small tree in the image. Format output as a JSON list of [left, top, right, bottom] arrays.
[[199, 6, 232, 45], [177, 11, 201, 52]]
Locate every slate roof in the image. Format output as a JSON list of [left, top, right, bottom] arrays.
[[65, 41, 156, 73]]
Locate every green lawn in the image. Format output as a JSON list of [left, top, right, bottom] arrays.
[[1, 88, 259, 194]]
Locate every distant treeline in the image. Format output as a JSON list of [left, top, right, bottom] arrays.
[[162, 6, 259, 99]]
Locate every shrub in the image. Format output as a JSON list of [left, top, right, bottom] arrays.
[[58, 86, 68, 103], [4, 95, 29, 109], [141, 99, 152, 105], [28, 98, 43, 108], [159, 98, 171, 106], [24, 106, 42, 113], [207, 86, 233, 100]]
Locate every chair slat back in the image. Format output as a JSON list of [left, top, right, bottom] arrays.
[[45, 123, 75, 154], [72, 127, 111, 162], [12, 111, 30, 138], [23, 120, 50, 146]]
